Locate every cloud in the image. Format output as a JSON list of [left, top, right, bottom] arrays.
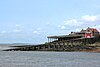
[[58, 15, 100, 32], [75, 28, 81, 32], [95, 25, 100, 28], [82, 15, 97, 21], [58, 15, 100, 29], [60, 26, 66, 30], [58, 25, 66, 30], [15, 24, 21, 27], [64, 19, 83, 26], [33, 31, 38, 34], [0, 30, 7, 33], [58, 19, 83, 30], [32, 28, 42, 34], [33, 30, 41, 34]]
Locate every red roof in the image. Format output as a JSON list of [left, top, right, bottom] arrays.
[[87, 28, 99, 32]]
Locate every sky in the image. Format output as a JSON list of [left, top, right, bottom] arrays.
[[0, 0, 100, 44]]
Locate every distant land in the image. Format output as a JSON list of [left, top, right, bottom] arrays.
[[0, 43, 35, 51]]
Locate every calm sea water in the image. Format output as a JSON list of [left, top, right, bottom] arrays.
[[0, 51, 100, 67]]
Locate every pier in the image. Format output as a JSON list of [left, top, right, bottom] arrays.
[[3, 27, 100, 51]]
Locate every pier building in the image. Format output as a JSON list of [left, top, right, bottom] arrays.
[[47, 27, 99, 48]]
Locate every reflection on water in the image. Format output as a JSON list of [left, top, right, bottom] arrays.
[[0, 51, 100, 67]]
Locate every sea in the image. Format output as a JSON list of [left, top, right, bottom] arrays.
[[0, 45, 100, 67], [0, 51, 100, 67]]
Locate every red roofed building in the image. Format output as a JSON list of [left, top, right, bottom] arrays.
[[70, 27, 99, 38], [86, 27, 99, 38], [47, 27, 99, 43]]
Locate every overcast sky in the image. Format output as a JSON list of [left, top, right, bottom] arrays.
[[0, 0, 100, 44]]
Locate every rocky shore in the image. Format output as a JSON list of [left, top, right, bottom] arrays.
[[81, 47, 100, 52]]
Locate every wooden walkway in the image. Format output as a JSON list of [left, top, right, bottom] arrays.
[[3, 37, 97, 51]]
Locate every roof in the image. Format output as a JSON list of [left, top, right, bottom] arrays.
[[87, 28, 99, 32]]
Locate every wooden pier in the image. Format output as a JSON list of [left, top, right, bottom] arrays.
[[3, 27, 100, 51], [3, 37, 97, 51]]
